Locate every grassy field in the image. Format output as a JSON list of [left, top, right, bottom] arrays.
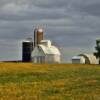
[[0, 63, 100, 100]]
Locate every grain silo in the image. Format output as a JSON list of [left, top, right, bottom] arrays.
[[34, 28, 44, 47], [22, 38, 33, 62], [31, 40, 61, 64]]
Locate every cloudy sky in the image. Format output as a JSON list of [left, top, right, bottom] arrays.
[[0, 0, 100, 62]]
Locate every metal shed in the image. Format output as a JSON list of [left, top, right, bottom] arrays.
[[79, 54, 99, 64], [72, 56, 85, 64], [72, 54, 99, 64]]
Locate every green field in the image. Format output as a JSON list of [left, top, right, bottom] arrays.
[[0, 63, 100, 100]]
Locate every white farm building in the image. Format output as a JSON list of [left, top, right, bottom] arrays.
[[31, 40, 61, 64], [72, 54, 99, 64], [72, 56, 85, 64]]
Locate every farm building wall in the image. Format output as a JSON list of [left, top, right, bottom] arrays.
[[45, 54, 60, 63]]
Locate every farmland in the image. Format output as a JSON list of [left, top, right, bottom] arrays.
[[0, 63, 100, 100]]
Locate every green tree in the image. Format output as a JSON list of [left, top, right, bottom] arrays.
[[94, 39, 100, 64]]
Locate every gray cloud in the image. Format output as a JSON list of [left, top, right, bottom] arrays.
[[0, 0, 100, 62], [71, 0, 100, 16]]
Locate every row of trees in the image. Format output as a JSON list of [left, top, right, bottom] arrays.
[[94, 39, 100, 64]]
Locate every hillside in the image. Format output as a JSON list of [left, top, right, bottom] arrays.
[[0, 63, 100, 100]]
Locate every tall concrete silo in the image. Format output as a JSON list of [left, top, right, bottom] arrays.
[[34, 28, 44, 47], [22, 38, 33, 62]]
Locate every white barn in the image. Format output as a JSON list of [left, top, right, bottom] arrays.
[[72, 54, 99, 64], [31, 40, 61, 63]]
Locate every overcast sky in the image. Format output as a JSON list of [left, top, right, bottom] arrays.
[[0, 0, 100, 62]]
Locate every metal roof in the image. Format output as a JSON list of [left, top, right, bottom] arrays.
[[72, 56, 82, 59], [38, 44, 61, 55]]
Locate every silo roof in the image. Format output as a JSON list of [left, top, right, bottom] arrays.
[[37, 28, 43, 32], [23, 38, 33, 42]]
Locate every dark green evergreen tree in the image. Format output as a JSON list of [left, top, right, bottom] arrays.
[[94, 39, 100, 64]]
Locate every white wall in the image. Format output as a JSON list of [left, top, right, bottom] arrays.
[[31, 47, 45, 63], [45, 54, 60, 63], [31, 47, 61, 64]]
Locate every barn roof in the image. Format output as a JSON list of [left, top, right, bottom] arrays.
[[38, 44, 61, 55]]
